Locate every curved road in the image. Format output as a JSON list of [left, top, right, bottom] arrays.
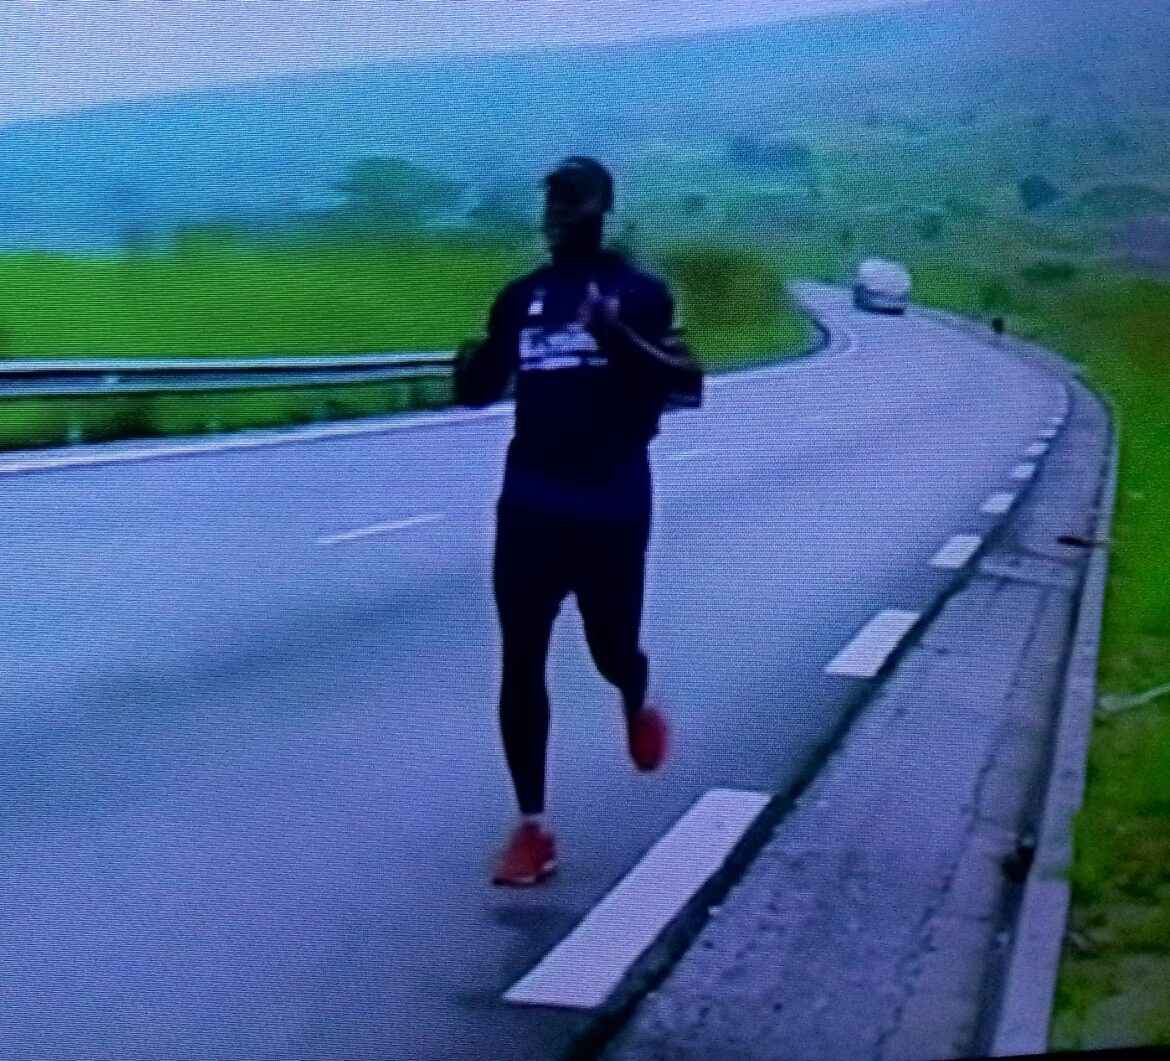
[[0, 285, 1066, 1060]]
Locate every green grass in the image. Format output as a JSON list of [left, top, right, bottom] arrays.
[[0, 233, 525, 358], [0, 379, 454, 451], [0, 232, 810, 451]]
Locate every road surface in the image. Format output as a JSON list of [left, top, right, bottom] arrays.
[[0, 286, 1065, 1060]]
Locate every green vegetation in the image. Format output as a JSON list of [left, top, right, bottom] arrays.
[[0, 234, 524, 358], [0, 232, 809, 451], [0, 379, 453, 452], [652, 242, 813, 369], [1041, 281, 1170, 1051]]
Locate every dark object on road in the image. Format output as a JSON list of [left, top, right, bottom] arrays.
[[1057, 533, 1111, 548], [1002, 829, 1038, 884], [454, 156, 699, 885], [992, 316, 1006, 337]]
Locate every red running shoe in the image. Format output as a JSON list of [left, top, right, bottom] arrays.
[[492, 822, 557, 887], [628, 704, 670, 772]]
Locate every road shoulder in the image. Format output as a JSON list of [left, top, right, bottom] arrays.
[[599, 329, 1112, 1061]]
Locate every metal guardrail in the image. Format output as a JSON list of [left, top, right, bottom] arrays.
[[0, 352, 455, 398]]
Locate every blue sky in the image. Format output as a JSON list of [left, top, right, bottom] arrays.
[[1, 0, 937, 126]]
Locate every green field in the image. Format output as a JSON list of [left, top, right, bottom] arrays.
[[0, 233, 812, 450], [1032, 281, 1170, 1051]]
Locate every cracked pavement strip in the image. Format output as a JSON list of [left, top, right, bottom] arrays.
[[601, 372, 1109, 1060]]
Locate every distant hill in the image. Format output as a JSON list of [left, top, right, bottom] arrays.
[[1, 0, 1166, 251]]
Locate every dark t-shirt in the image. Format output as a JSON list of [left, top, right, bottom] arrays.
[[456, 250, 688, 521]]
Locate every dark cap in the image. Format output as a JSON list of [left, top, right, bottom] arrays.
[[544, 156, 614, 215]]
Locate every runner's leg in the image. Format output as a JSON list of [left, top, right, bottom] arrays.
[[493, 501, 570, 816], [575, 515, 651, 720]]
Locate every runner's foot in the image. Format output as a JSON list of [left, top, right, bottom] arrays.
[[492, 822, 557, 887], [628, 704, 669, 772]]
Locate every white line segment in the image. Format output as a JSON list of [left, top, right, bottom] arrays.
[[981, 492, 1017, 516], [317, 513, 443, 546], [1025, 442, 1049, 458], [1038, 428, 1058, 441], [1011, 462, 1037, 481], [825, 609, 921, 678], [665, 448, 709, 462], [931, 534, 983, 570], [504, 788, 771, 1010]]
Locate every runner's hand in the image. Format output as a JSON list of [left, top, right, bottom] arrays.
[[578, 281, 621, 335]]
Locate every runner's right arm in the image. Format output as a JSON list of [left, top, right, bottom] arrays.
[[453, 288, 520, 408]]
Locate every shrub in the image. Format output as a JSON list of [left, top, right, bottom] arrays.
[[979, 278, 1014, 313], [1020, 259, 1080, 286], [655, 242, 783, 328], [913, 210, 945, 242], [943, 196, 989, 221], [1019, 174, 1063, 212]]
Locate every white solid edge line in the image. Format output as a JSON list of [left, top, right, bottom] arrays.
[[930, 533, 983, 570], [1025, 442, 1049, 458], [504, 788, 771, 1010], [1011, 462, 1038, 481], [825, 609, 921, 678], [981, 492, 1017, 516], [317, 513, 443, 546]]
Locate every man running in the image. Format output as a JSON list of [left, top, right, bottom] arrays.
[[454, 157, 703, 887]]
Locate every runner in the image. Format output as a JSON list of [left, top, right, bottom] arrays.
[[455, 156, 703, 887]]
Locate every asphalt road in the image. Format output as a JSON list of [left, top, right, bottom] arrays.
[[0, 286, 1065, 1060]]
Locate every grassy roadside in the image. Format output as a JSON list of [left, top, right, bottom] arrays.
[[0, 379, 455, 452], [0, 235, 810, 452], [910, 262, 1170, 1048]]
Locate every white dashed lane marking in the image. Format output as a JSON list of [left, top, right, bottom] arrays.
[[981, 492, 1017, 516], [1010, 462, 1037, 481], [1024, 442, 1049, 458], [504, 788, 771, 1010], [317, 513, 444, 546], [825, 609, 921, 678], [930, 534, 983, 570]]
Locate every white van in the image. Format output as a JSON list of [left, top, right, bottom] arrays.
[[853, 258, 912, 314]]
